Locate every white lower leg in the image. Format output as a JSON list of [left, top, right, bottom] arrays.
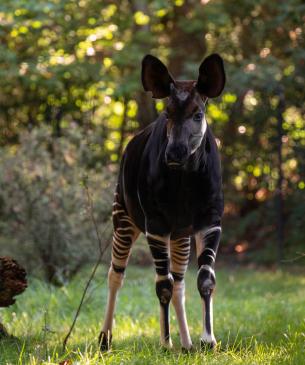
[[201, 296, 216, 345], [172, 280, 192, 349], [102, 267, 124, 335]]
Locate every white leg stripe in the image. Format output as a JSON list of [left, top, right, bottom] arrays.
[[120, 217, 134, 224], [206, 255, 215, 263], [114, 232, 134, 239], [117, 226, 136, 232], [156, 273, 173, 282], [112, 209, 125, 215], [198, 264, 215, 277], [203, 247, 216, 256], [202, 226, 222, 239], [146, 232, 169, 242]]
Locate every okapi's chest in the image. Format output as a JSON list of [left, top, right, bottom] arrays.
[[147, 168, 209, 233]]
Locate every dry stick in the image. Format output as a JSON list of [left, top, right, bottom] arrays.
[[84, 179, 111, 255], [281, 252, 305, 263], [62, 182, 112, 350]]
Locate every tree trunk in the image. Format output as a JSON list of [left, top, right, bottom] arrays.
[[166, 1, 207, 77], [275, 85, 285, 264], [128, 0, 158, 129]]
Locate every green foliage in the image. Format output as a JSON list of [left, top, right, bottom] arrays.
[[0, 125, 114, 284], [0, 0, 304, 263], [0, 266, 304, 364]]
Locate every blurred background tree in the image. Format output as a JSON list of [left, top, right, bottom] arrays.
[[0, 0, 304, 282]]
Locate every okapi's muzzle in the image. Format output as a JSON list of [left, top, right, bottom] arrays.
[[165, 143, 189, 169]]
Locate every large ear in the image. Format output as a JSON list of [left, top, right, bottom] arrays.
[[141, 55, 175, 98], [196, 54, 225, 98]]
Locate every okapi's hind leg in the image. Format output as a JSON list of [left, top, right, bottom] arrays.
[[170, 236, 192, 351], [195, 224, 221, 350], [99, 195, 140, 351]]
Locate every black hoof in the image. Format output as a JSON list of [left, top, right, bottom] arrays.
[[200, 339, 217, 351], [98, 331, 112, 352]]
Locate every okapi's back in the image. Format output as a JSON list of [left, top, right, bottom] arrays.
[[116, 123, 155, 232]]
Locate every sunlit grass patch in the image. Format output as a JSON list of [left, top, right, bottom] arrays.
[[0, 266, 304, 364]]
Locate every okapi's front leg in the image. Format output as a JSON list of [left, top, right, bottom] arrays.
[[99, 196, 140, 351], [146, 232, 173, 349], [195, 224, 221, 349], [170, 236, 192, 351]]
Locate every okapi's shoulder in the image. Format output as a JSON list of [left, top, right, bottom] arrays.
[[117, 120, 159, 232], [122, 113, 168, 182], [119, 121, 155, 196]]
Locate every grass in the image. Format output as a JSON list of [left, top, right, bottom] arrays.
[[0, 265, 304, 364]]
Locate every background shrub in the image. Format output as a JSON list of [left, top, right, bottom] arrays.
[[0, 125, 114, 285]]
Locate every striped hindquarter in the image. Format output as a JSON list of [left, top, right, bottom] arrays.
[[111, 192, 140, 271], [100, 191, 139, 351]]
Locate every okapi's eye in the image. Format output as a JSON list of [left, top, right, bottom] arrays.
[[193, 112, 203, 122]]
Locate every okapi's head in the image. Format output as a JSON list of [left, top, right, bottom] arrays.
[[142, 54, 225, 169]]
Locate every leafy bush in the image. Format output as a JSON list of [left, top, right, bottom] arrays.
[[0, 125, 115, 285]]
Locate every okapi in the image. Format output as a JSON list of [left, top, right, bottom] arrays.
[[99, 53, 226, 351]]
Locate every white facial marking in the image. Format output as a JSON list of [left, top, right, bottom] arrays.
[[190, 115, 207, 154], [201, 115, 207, 136]]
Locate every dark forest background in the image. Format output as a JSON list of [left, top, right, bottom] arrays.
[[0, 0, 304, 284]]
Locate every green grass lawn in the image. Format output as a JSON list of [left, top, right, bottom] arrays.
[[0, 265, 304, 364]]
